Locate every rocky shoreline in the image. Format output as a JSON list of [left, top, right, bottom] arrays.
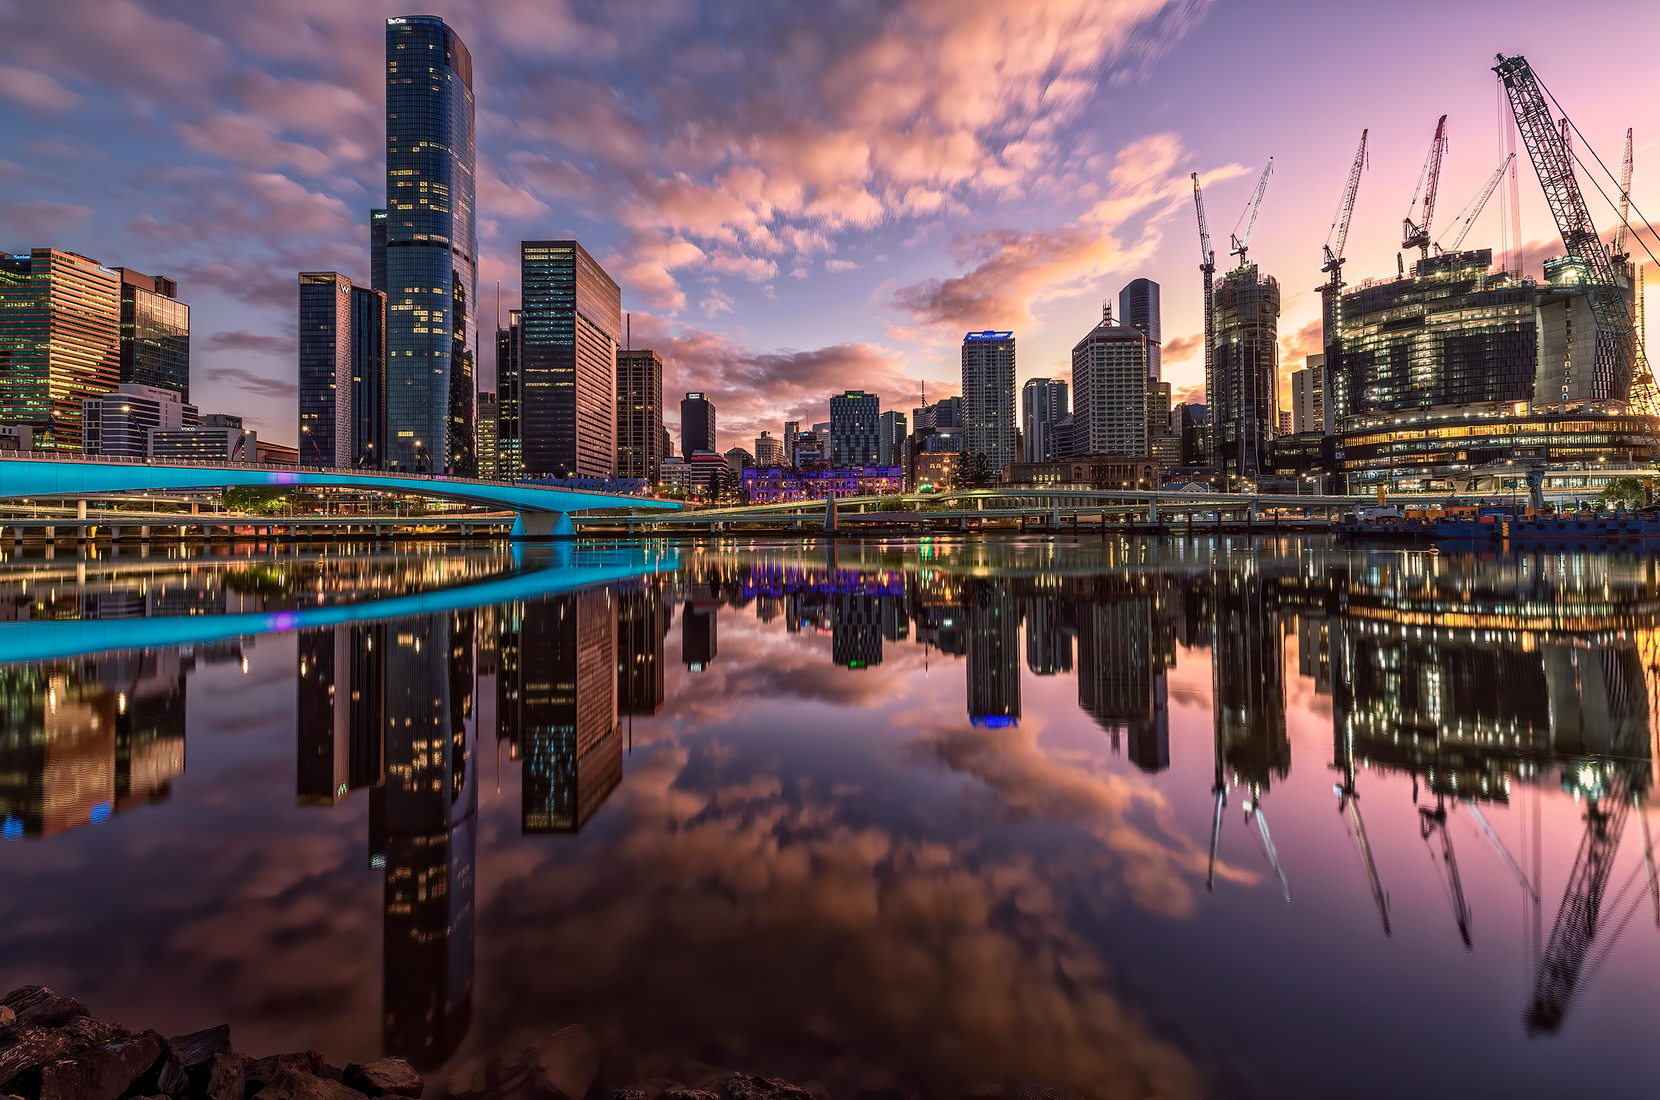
[[0, 986, 825, 1100]]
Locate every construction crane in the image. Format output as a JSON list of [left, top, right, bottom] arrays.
[[1319, 131, 1368, 429], [1495, 54, 1656, 415], [1525, 762, 1637, 1033], [1230, 158, 1274, 267], [1334, 764, 1391, 936], [1402, 115, 1449, 265], [1420, 791, 1474, 950], [1437, 154, 1515, 254], [1320, 130, 1369, 291], [1192, 172, 1217, 451], [1614, 127, 1634, 258]]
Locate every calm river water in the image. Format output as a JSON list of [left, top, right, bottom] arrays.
[[2, 537, 1657, 1099]]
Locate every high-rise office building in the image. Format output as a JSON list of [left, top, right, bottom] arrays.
[[754, 431, 784, 467], [369, 208, 388, 292], [877, 410, 907, 467], [0, 248, 123, 451], [475, 391, 499, 478], [351, 285, 387, 466], [1118, 278, 1161, 383], [1291, 355, 1325, 435], [1020, 378, 1068, 462], [298, 272, 386, 468], [116, 269, 189, 401], [495, 311, 522, 478], [1209, 263, 1280, 480], [681, 392, 716, 455], [298, 272, 356, 467], [1072, 305, 1150, 457], [519, 241, 621, 478], [830, 389, 880, 466], [962, 331, 1017, 473], [382, 14, 477, 474], [616, 348, 663, 482], [783, 420, 800, 466]]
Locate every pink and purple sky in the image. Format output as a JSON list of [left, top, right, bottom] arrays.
[[1, 0, 1656, 448]]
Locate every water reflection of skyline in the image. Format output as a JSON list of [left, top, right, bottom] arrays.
[[3, 541, 1660, 1077]]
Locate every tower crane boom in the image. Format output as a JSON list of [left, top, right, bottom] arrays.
[[1440, 154, 1515, 253], [1230, 158, 1274, 265], [1495, 54, 1655, 412], [1614, 127, 1634, 258], [1403, 115, 1449, 262], [1193, 173, 1217, 428], [1322, 130, 1368, 278]]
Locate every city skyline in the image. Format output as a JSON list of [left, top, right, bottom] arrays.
[[2, 2, 1659, 449]]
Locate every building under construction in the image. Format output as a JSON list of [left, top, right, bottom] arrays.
[[1326, 249, 1651, 488], [1309, 49, 1660, 493], [1208, 263, 1280, 482]]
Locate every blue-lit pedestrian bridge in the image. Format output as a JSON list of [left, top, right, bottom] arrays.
[[0, 452, 679, 537], [0, 542, 678, 663]]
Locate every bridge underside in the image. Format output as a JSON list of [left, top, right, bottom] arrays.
[[0, 457, 677, 539]]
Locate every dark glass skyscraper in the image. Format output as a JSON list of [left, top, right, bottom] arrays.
[[383, 15, 476, 474], [495, 311, 522, 478], [1118, 278, 1161, 383], [829, 389, 880, 466], [681, 392, 716, 455], [351, 284, 387, 467], [519, 241, 621, 478], [298, 272, 385, 467], [298, 273, 351, 467], [116, 269, 189, 401]]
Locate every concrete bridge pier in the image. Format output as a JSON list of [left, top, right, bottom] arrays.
[[510, 510, 576, 540]]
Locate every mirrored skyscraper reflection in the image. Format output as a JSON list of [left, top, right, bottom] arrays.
[[0, 651, 189, 838], [967, 579, 1019, 727], [499, 592, 622, 834], [376, 610, 477, 1069]]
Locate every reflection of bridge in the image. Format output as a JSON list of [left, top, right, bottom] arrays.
[[0, 544, 679, 662], [0, 453, 679, 538]]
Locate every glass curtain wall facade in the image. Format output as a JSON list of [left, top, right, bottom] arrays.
[[1117, 278, 1161, 383], [962, 332, 1017, 473], [298, 273, 354, 467], [0, 249, 122, 452], [495, 312, 522, 478], [116, 270, 188, 401], [616, 348, 663, 481], [1209, 264, 1280, 480], [519, 241, 621, 478], [383, 15, 477, 474], [351, 285, 387, 467], [681, 393, 716, 455]]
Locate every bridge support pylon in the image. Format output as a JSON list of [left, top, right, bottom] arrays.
[[510, 511, 576, 540]]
